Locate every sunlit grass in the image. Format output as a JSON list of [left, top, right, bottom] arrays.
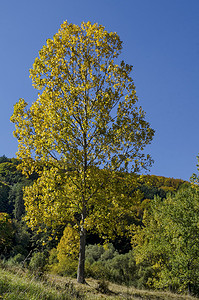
[[0, 267, 84, 300]]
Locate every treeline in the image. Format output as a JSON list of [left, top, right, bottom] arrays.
[[2, 155, 198, 295], [0, 155, 187, 224]]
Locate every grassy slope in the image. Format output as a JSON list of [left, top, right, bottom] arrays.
[[0, 267, 198, 300]]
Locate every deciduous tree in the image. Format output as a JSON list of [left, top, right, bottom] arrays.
[[132, 187, 199, 294], [11, 21, 154, 283]]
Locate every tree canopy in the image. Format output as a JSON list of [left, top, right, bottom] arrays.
[[132, 186, 199, 294], [11, 21, 154, 283]]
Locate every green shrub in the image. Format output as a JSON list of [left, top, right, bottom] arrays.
[[29, 252, 47, 274], [6, 253, 26, 267], [11, 221, 30, 257], [105, 251, 136, 284], [85, 244, 139, 285], [50, 256, 78, 278], [85, 260, 107, 279], [48, 248, 59, 266], [48, 247, 77, 277], [136, 262, 154, 289], [100, 243, 117, 261], [85, 244, 105, 264]]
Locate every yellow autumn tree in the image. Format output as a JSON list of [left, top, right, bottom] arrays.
[[11, 21, 154, 283], [57, 225, 79, 261]]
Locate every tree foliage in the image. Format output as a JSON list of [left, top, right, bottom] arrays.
[[57, 225, 79, 261], [0, 156, 32, 220], [11, 21, 154, 282], [0, 182, 11, 214], [132, 186, 199, 295], [47, 225, 80, 277], [0, 212, 14, 255]]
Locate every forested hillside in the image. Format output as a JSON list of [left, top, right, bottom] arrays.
[[0, 154, 187, 225]]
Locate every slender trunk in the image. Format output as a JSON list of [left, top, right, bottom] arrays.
[[77, 95, 88, 283], [188, 282, 191, 295], [77, 214, 86, 283], [187, 261, 191, 295]]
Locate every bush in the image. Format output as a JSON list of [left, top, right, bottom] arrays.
[[85, 243, 116, 280], [85, 244, 139, 285], [48, 247, 78, 277], [85, 260, 107, 279], [136, 262, 154, 289], [11, 220, 30, 257], [6, 253, 26, 266], [85, 244, 105, 265], [105, 251, 136, 284], [49, 256, 78, 278], [100, 243, 117, 261], [48, 248, 59, 266], [29, 252, 47, 274]]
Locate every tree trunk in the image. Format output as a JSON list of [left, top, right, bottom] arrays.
[[77, 121, 87, 283], [188, 282, 191, 295], [77, 224, 86, 283]]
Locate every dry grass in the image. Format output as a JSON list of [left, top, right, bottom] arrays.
[[46, 274, 199, 300], [0, 266, 198, 300]]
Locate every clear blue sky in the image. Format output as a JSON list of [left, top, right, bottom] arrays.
[[1, 0, 199, 181]]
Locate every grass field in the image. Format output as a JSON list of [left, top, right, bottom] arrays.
[[0, 267, 197, 300]]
